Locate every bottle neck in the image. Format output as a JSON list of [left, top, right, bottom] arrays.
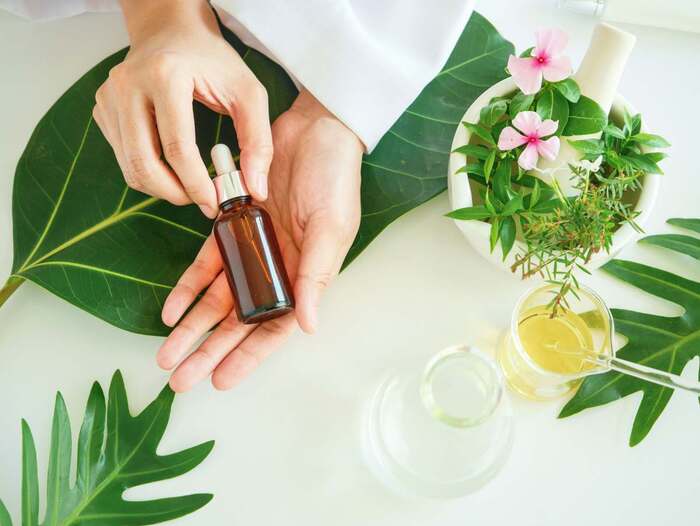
[[219, 195, 252, 213]]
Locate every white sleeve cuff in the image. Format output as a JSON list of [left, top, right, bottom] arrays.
[[215, 0, 475, 152]]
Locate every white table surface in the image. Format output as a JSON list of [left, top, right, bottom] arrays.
[[1, 2, 699, 525]]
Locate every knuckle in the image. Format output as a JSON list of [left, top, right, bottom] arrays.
[[162, 139, 195, 163], [194, 346, 218, 367], [107, 63, 128, 86], [125, 156, 153, 189], [246, 79, 268, 104], [150, 52, 179, 80], [300, 271, 333, 290]]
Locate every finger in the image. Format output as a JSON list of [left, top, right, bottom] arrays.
[[294, 221, 344, 334], [93, 103, 129, 179], [231, 80, 273, 201], [168, 312, 254, 393], [117, 96, 190, 206], [157, 273, 233, 372], [211, 313, 297, 391], [162, 235, 223, 327], [153, 84, 218, 218]]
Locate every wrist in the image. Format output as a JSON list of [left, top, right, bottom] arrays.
[[292, 90, 364, 152], [119, 0, 218, 47]]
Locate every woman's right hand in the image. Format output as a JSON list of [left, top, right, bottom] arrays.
[[94, 0, 273, 218]]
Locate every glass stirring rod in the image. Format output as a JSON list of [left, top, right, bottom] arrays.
[[586, 354, 700, 395]]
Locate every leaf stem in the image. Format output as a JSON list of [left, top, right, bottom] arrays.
[[0, 275, 25, 308]]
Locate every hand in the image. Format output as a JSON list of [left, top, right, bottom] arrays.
[[156, 90, 363, 392], [93, 0, 272, 218]]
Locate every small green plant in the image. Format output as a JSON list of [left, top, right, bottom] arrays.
[[449, 52, 669, 311]]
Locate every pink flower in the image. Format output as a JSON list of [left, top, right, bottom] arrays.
[[507, 29, 572, 95], [498, 111, 560, 170]]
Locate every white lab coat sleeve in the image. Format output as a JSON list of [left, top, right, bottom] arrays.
[[0, 0, 118, 19], [1, 0, 476, 151], [214, 0, 476, 151]]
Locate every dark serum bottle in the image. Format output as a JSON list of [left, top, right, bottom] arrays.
[[211, 144, 294, 324]]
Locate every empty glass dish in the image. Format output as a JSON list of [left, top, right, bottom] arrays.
[[363, 345, 514, 498]]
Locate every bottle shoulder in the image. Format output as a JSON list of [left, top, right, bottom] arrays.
[[215, 203, 270, 224]]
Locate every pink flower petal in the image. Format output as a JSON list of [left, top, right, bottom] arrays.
[[537, 119, 559, 138], [512, 111, 542, 136], [518, 143, 540, 171], [542, 55, 572, 83], [508, 55, 544, 95], [498, 126, 528, 151], [536, 136, 561, 161], [535, 28, 569, 58]]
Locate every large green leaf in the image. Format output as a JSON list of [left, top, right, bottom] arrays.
[[559, 218, 700, 446], [0, 13, 513, 335], [1, 25, 296, 336], [346, 13, 513, 264], [0, 371, 214, 525]]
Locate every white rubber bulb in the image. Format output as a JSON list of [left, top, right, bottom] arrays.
[[211, 143, 237, 176]]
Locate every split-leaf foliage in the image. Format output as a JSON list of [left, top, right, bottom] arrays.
[[0, 371, 214, 525], [560, 218, 700, 446]]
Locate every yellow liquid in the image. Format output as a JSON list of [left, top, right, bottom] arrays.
[[518, 306, 598, 374]]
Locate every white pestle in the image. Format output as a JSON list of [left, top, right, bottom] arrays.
[[537, 23, 637, 194]]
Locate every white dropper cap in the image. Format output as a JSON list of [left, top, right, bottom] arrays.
[[210, 144, 249, 204]]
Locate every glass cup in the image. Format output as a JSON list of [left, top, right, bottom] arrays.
[[497, 284, 613, 400], [363, 345, 514, 498], [497, 283, 700, 401]]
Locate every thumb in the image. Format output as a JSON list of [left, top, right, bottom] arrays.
[[294, 222, 343, 334]]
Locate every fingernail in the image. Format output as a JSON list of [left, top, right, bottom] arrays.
[[251, 170, 268, 200]]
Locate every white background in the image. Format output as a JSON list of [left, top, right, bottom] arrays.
[[1, 1, 699, 525]]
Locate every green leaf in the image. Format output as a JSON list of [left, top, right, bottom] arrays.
[[603, 124, 626, 140], [445, 206, 492, 221], [640, 234, 700, 260], [552, 78, 581, 103], [483, 150, 496, 183], [631, 133, 671, 148], [536, 88, 569, 134], [1, 13, 514, 334], [569, 139, 604, 155], [452, 144, 491, 160], [3, 26, 295, 336], [479, 99, 508, 127], [463, 121, 497, 146], [562, 95, 608, 136], [668, 217, 700, 234], [509, 92, 535, 117], [519, 46, 535, 58], [501, 195, 523, 216], [623, 153, 663, 174], [560, 225, 700, 446], [499, 216, 517, 259], [492, 161, 512, 203], [484, 191, 497, 215], [1, 371, 214, 525], [21, 420, 39, 526], [489, 217, 501, 252], [0, 501, 10, 526], [529, 180, 541, 209]]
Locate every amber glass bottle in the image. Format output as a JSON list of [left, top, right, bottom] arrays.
[[211, 144, 294, 324]]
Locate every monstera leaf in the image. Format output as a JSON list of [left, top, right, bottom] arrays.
[[560, 218, 700, 446], [0, 371, 213, 526], [0, 13, 513, 335]]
